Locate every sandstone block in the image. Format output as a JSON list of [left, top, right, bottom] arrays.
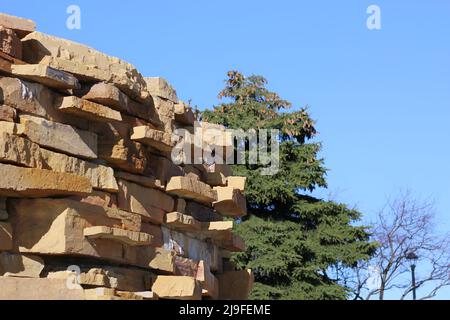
[[99, 138, 147, 174], [218, 269, 254, 300], [58, 96, 122, 122], [11, 64, 79, 89], [166, 176, 217, 205], [0, 13, 36, 38], [145, 77, 178, 103], [185, 201, 223, 223], [0, 105, 16, 122], [0, 132, 44, 168], [131, 126, 175, 152], [84, 226, 153, 246], [146, 152, 184, 186], [227, 176, 247, 191], [40, 148, 118, 192], [0, 222, 12, 251], [165, 212, 202, 232], [152, 276, 201, 300], [0, 26, 22, 59], [69, 191, 118, 208], [213, 187, 247, 217], [117, 179, 174, 224], [115, 171, 163, 190], [206, 171, 227, 186], [174, 101, 195, 125], [20, 115, 97, 159], [0, 77, 88, 129], [202, 221, 234, 241], [221, 234, 246, 252], [0, 277, 85, 300], [0, 252, 44, 278], [0, 121, 23, 135], [0, 163, 92, 197], [81, 82, 157, 122], [22, 32, 149, 102], [196, 260, 219, 299]]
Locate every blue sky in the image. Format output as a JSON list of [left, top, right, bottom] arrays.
[[2, 0, 449, 299]]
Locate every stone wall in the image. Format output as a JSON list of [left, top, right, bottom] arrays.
[[0, 13, 253, 300]]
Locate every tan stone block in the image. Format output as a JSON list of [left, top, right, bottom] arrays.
[[0, 163, 92, 197], [206, 171, 227, 186], [99, 138, 147, 174], [69, 190, 118, 209], [81, 82, 157, 123], [131, 126, 175, 152], [40, 148, 118, 192], [175, 198, 187, 213], [22, 32, 149, 102], [152, 276, 201, 300], [185, 201, 223, 223], [20, 115, 97, 159], [117, 179, 173, 224], [165, 212, 202, 232], [9, 198, 145, 266], [213, 187, 247, 217], [227, 176, 247, 191], [146, 248, 176, 273], [145, 77, 178, 103], [0, 222, 12, 251], [0, 121, 24, 135], [11, 64, 79, 89], [133, 291, 158, 300], [0, 252, 44, 278], [0, 13, 35, 38], [218, 270, 254, 300], [0, 77, 89, 129], [115, 171, 163, 190], [196, 261, 219, 299], [221, 234, 246, 252], [0, 105, 16, 122], [145, 153, 184, 186], [202, 221, 234, 241], [0, 26, 22, 59], [174, 101, 195, 125], [0, 277, 85, 300], [58, 96, 122, 122], [0, 132, 44, 168], [84, 287, 118, 300], [84, 226, 153, 246], [166, 176, 217, 205]]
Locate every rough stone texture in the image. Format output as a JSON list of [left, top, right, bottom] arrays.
[[145, 77, 178, 103], [185, 201, 223, 223], [0, 277, 85, 300], [20, 115, 97, 159], [22, 32, 149, 102], [0, 13, 36, 38], [218, 270, 254, 300], [115, 171, 163, 190], [58, 96, 122, 122], [80, 82, 157, 123], [0, 252, 44, 278], [0, 26, 22, 59], [40, 148, 118, 192], [0, 163, 92, 197], [0, 77, 89, 130], [152, 95, 175, 133], [0, 222, 13, 250], [84, 226, 153, 246], [206, 171, 227, 187], [213, 187, 247, 217], [0, 105, 16, 122], [165, 212, 202, 232], [221, 234, 246, 252], [174, 102, 195, 125], [99, 138, 147, 174], [166, 176, 217, 205], [202, 221, 234, 241], [152, 276, 201, 300], [131, 126, 175, 152], [0, 121, 23, 135], [196, 260, 219, 299], [146, 152, 184, 186], [117, 179, 173, 224], [69, 191, 118, 209], [0, 132, 44, 168], [11, 64, 79, 89]]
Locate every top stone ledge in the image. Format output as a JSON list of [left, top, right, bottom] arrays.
[[0, 13, 36, 38]]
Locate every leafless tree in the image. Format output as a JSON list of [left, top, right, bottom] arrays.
[[343, 191, 450, 300]]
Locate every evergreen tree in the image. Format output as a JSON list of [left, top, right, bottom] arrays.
[[203, 71, 377, 300]]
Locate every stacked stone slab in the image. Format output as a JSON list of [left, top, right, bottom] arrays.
[[0, 13, 253, 300]]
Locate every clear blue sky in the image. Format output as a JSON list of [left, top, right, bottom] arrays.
[[2, 0, 449, 299]]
